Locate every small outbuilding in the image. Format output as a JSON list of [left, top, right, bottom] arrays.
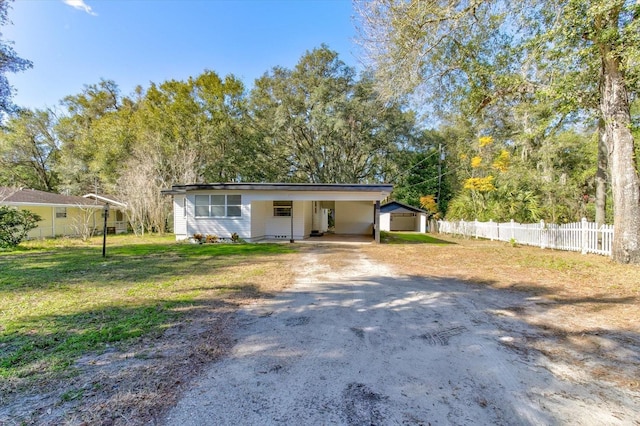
[[380, 201, 428, 233]]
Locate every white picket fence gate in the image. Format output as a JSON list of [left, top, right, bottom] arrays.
[[437, 218, 614, 256]]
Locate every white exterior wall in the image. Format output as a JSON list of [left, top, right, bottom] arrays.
[[179, 189, 386, 241], [186, 191, 251, 240], [173, 195, 187, 239], [419, 214, 427, 233], [380, 212, 391, 232], [262, 200, 310, 240], [250, 200, 268, 240], [304, 201, 313, 236], [335, 201, 373, 235]]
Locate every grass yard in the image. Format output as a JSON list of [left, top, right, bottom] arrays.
[[369, 232, 639, 329], [2, 232, 639, 424], [1, 234, 297, 422], [380, 230, 454, 245]]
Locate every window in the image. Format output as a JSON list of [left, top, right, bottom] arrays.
[[273, 201, 292, 217], [55, 207, 67, 218], [195, 194, 242, 217]]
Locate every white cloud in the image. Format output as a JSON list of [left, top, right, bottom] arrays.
[[63, 0, 97, 16]]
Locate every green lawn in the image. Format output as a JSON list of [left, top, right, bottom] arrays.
[[0, 235, 294, 381], [380, 231, 455, 245]]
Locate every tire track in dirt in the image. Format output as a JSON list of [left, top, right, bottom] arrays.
[[164, 245, 639, 425]]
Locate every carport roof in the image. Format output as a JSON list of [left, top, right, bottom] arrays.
[[162, 182, 393, 195]]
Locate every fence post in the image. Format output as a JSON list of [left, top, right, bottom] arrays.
[[474, 218, 478, 239], [540, 219, 546, 249], [489, 219, 494, 241], [510, 219, 515, 241], [581, 217, 588, 254]]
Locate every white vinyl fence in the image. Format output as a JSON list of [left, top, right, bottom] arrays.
[[437, 218, 614, 256]]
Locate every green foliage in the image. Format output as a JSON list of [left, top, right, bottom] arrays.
[[0, 0, 33, 115], [390, 129, 452, 211], [0, 206, 41, 247], [0, 109, 59, 190], [249, 45, 418, 183]]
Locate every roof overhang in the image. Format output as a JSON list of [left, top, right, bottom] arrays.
[[162, 183, 393, 200], [381, 200, 428, 214]]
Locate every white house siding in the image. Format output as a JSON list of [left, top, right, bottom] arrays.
[[186, 192, 251, 240], [304, 201, 313, 236], [419, 214, 427, 233], [250, 200, 268, 240], [173, 195, 187, 239], [335, 201, 374, 235], [263, 200, 310, 240], [380, 212, 391, 232], [171, 188, 390, 241]]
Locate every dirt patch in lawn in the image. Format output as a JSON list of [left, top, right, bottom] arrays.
[[1, 255, 298, 426], [362, 234, 640, 390]]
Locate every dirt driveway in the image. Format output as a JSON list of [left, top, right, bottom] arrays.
[[163, 245, 639, 425]]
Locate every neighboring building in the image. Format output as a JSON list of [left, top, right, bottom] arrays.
[[380, 201, 428, 233], [0, 187, 127, 239], [162, 183, 393, 243]]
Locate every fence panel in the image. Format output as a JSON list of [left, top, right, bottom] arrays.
[[437, 219, 614, 257]]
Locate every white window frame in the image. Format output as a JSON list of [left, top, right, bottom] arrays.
[[273, 201, 292, 217], [55, 207, 67, 218], [195, 194, 242, 218]]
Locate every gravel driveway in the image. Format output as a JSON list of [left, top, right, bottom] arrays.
[[164, 245, 639, 425]]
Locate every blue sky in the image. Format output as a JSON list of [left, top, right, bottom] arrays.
[[4, 0, 361, 110]]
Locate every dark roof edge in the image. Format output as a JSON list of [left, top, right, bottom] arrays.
[[381, 200, 427, 214], [163, 183, 393, 193]]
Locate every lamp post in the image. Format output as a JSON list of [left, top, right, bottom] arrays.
[[102, 203, 110, 258], [289, 201, 294, 243]]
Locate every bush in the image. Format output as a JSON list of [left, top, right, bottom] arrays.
[[0, 206, 42, 248], [205, 234, 218, 243]]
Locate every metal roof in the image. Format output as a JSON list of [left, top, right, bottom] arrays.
[[162, 182, 394, 195], [380, 200, 427, 214]]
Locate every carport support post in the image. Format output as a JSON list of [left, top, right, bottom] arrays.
[[374, 200, 380, 244]]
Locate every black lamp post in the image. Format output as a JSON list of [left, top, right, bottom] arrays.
[[289, 201, 294, 243], [102, 203, 109, 257]]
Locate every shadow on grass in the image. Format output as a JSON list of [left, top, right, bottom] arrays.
[[0, 242, 295, 293], [0, 280, 272, 380], [381, 231, 456, 245]]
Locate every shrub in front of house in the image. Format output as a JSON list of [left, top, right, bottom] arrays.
[[0, 206, 42, 248]]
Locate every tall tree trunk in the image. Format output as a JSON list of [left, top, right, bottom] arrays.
[[600, 54, 640, 263], [595, 118, 607, 227]]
